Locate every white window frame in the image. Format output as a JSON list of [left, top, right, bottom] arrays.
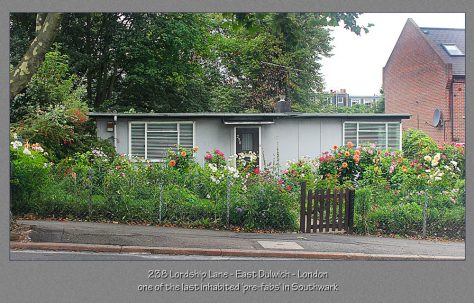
[[351, 99, 361, 106], [128, 121, 195, 161], [442, 43, 464, 56], [342, 121, 402, 150], [232, 126, 262, 168]]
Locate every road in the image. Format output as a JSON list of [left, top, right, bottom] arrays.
[[10, 250, 305, 261]]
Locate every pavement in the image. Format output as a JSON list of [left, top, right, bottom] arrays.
[[10, 219, 465, 260]]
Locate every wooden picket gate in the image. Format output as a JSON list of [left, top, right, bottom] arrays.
[[299, 182, 355, 233]]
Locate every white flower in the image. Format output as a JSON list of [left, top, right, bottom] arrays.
[[450, 161, 458, 167], [13, 133, 18, 140], [23, 147, 31, 155], [206, 194, 211, 199], [431, 160, 439, 167], [433, 153, 441, 162], [11, 141, 22, 149], [424, 155, 432, 162]]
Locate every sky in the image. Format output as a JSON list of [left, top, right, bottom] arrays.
[[320, 13, 465, 96]]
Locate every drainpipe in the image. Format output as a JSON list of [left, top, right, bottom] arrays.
[[449, 81, 454, 142], [113, 115, 117, 150]]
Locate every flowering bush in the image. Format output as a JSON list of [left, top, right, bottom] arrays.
[[166, 145, 198, 171], [10, 139, 50, 214], [204, 149, 227, 168], [9, 126, 465, 236], [280, 158, 317, 192]]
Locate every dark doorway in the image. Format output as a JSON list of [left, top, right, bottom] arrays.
[[235, 127, 260, 166]]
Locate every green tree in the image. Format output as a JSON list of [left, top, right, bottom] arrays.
[[10, 13, 370, 113], [10, 13, 63, 100]]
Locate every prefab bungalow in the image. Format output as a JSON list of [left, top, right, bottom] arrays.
[[89, 112, 410, 167]]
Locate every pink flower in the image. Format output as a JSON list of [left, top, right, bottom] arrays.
[[389, 165, 395, 174], [115, 166, 121, 169], [283, 170, 288, 174], [442, 154, 447, 159], [286, 186, 292, 191], [204, 154, 212, 160], [323, 151, 329, 155], [254, 168, 260, 174], [277, 180, 284, 185], [120, 172, 126, 177], [215, 149, 224, 157]]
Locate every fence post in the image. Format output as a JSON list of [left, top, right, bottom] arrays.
[[88, 168, 93, 218], [227, 176, 231, 226], [347, 189, 355, 234], [159, 183, 163, 223], [300, 182, 307, 233], [423, 187, 428, 238]]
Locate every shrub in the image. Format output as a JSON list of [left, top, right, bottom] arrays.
[[10, 143, 51, 214], [402, 129, 437, 159], [237, 183, 298, 231]]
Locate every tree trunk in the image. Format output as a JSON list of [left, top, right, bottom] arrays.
[[10, 13, 62, 100]]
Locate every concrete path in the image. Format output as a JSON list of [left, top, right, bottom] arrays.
[[11, 219, 464, 260]]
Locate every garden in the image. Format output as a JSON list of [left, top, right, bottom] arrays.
[[10, 125, 465, 238]]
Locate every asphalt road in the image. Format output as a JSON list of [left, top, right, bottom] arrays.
[[10, 250, 304, 261]]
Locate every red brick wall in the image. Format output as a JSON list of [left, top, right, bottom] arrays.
[[384, 20, 452, 143], [452, 80, 465, 142]]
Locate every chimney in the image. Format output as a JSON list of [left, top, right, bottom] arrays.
[[275, 94, 291, 113]]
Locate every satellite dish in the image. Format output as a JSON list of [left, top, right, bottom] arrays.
[[432, 108, 443, 127]]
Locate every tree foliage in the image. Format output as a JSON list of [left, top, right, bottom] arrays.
[[10, 13, 371, 113]]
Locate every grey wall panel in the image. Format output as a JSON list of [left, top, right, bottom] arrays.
[[194, 119, 232, 165], [95, 118, 115, 148], [260, 119, 299, 167], [115, 119, 129, 155], [297, 119, 323, 159], [320, 118, 344, 153]]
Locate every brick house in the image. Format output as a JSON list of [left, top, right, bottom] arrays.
[[383, 18, 465, 143]]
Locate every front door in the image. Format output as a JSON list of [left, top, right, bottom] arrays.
[[235, 127, 260, 166]]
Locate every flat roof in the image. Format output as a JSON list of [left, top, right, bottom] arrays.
[[88, 112, 411, 119]]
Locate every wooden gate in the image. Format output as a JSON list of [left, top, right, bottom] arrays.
[[299, 182, 355, 233]]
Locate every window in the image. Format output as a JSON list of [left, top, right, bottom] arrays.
[[129, 122, 194, 160], [442, 44, 464, 56], [343, 122, 401, 150]]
